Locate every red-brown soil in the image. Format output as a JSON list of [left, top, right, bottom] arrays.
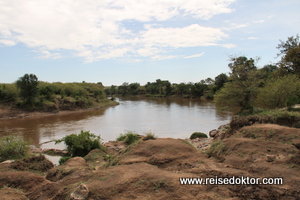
[[1, 124, 300, 199]]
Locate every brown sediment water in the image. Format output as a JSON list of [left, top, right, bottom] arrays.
[[0, 97, 234, 150]]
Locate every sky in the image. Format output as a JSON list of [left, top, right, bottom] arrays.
[[0, 0, 299, 86]]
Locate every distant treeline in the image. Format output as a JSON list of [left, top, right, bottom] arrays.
[[0, 74, 107, 111], [106, 34, 300, 113], [104, 74, 228, 99]]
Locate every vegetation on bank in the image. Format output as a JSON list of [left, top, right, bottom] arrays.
[[104, 34, 300, 114], [190, 132, 208, 139], [0, 136, 30, 162], [55, 130, 105, 164], [214, 34, 300, 113], [0, 74, 111, 112]]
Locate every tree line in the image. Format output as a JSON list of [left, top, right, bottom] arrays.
[[105, 34, 300, 112], [105, 74, 229, 99], [0, 75, 106, 110]]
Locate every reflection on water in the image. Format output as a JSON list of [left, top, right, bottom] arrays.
[[0, 97, 234, 149]]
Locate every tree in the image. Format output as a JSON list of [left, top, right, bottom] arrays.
[[214, 56, 260, 112], [16, 74, 39, 104], [277, 34, 300, 58], [214, 73, 228, 91], [281, 47, 300, 75], [277, 34, 300, 76], [255, 74, 300, 109]]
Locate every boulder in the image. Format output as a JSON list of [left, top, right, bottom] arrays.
[[70, 183, 89, 200], [209, 129, 218, 137]]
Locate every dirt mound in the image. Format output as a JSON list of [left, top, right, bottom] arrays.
[[237, 124, 300, 148], [1, 124, 300, 199], [0, 171, 48, 192], [46, 157, 92, 183], [0, 187, 29, 200], [118, 138, 204, 171], [11, 155, 54, 172]]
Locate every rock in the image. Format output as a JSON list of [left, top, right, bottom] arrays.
[[1, 160, 15, 164], [266, 155, 276, 162], [209, 129, 218, 137], [70, 183, 89, 200], [64, 157, 88, 167]]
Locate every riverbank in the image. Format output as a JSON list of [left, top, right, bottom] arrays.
[[0, 99, 119, 120], [1, 120, 300, 199]]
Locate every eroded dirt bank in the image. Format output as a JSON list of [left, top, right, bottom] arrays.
[[0, 99, 119, 120], [1, 124, 300, 199]]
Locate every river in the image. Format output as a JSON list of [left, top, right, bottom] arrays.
[[0, 97, 234, 151]]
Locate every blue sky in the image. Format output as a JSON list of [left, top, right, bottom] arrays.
[[0, 0, 299, 86]]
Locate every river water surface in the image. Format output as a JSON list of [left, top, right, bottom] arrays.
[[0, 97, 234, 150]]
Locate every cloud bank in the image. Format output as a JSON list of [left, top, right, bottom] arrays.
[[0, 0, 236, 62]]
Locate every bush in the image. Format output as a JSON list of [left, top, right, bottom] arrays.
[[190, 132, 208, 139], [256, 75, 300, 109], [0, 84, 18, 102], [0, 136, 29, 161], [59, 156, 72, 165], [116, 131, 140, 145], [55, 130, 105, 157], [143, 132, 157, 141]]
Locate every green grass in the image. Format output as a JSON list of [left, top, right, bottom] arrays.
[[206, 141, 228, 159], [143, 132, 157, 141], [116, 131, 140, 145]]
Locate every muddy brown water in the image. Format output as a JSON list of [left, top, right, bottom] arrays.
[[0, 97, 234, 151]]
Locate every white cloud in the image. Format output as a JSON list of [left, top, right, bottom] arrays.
[[0, 39, 16, 46], [151, 55, 178, 61], [223, 23, 249, 30], [35, 50, 61, 59], [253, 20, 265, 24], [185, 53, 205, 58], [247, 37, 258, 40], [0, 0, 237, 62]]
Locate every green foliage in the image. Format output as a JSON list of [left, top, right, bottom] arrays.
[[215, 56, 261, 113], [55, 130, 104, 157], [190, 132, 208, 139], [59, 156, 72, 165], [0, 136, 29, 161], [143, 132, 157, 141], [214, 73, 228, 91], [256, 75, 300, 109], [16, 74, 39, 105], [116, 131, 140, 145], [0, 84, 18, 102], [206, 141, 228, 159]]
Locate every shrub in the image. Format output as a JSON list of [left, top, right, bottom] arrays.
[[143, 132, 157, 141], [55, 130, 105, 157], [256, 74, 300, 109], [0, 84, 18, 102], [59, 156, 72, 165], [0, 136, 29, 162], [116, 131, 140, 145], [190, 132, 208, 139]]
